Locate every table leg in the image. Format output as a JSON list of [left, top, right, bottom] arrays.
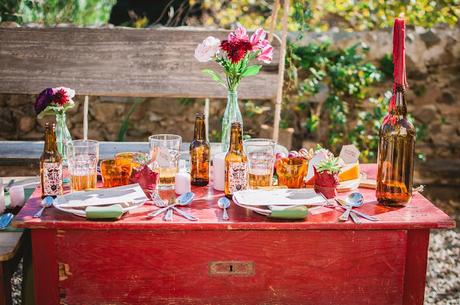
[[31, 229, 59, 305], [22, 230, 35, 305], [403, 229, 430, 305], [0, 261, 13, 305]]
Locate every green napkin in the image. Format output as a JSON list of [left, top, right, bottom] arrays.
[[269, 205, 308, 220], [85, 204, 124, 220]]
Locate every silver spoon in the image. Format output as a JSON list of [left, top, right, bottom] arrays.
[[148, 192, 194, 218], [217, 197, 230, 221], [0, 213, 14, 230], [338, 192, 363, 222], [34, 196, 54, 218]]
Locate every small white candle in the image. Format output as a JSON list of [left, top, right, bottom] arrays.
[[213, 152, 226, 191], [175, 160, 191, 195], [9, 185, 25, 208], [0, 180, 5, 214]]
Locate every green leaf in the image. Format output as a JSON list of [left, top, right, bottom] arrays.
[[117, 98, 143, 142], [241, 65, 262, 78], [202, 69, 226, 88]]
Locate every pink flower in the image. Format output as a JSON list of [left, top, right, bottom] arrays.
[[250, 28, 267, 50], [194, 36, 221, 62], [257, 42, 273, 64], [228, 26, 249, 42]]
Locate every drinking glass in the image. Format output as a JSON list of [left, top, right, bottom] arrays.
[[275, 157, 308, 188], [67, 140, 99, 191], [115, 152, 148, 185], [149, 134, 182, 190], [100, 160, 125, 188], [243, 139, 276, 189]]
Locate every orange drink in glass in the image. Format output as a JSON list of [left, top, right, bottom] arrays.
[[275, 157, 308, 188], [115, 152, 148, 185], [100, 160, 125, 188]]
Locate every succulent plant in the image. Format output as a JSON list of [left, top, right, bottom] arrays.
[[316, 156, 342, 174]]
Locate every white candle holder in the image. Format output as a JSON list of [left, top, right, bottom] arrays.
[[9, 185, 25, 208]]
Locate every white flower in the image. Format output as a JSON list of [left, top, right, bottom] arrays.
[[194, 36, 220, 62], [53, 86, 75, 99]]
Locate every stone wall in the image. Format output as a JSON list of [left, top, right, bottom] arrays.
[[1, 25, 459, 161]]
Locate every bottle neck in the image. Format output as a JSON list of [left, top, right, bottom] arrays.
[[44, 127, 58, 153], [229, 126, 243, 153], [193, 117, 206, 141], [390, 86, 407, 117]]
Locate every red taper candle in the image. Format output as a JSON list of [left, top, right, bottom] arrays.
[[393, 15, 408, 88]]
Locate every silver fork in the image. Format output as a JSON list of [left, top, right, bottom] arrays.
[[150, 193, 198, 221]]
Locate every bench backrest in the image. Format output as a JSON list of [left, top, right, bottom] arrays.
[[0, 26, 282, 164], [0, 27, 280, 99]]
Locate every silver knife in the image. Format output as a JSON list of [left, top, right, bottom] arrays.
[[172, 206, 198, 221]]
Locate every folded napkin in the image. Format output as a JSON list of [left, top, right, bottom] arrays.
[[269, 205, 308, 220], [85, 204, 124, 220]]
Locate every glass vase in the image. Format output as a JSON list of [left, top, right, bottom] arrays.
[[55, 111, 72, 163], [221, 90, 243, 152]]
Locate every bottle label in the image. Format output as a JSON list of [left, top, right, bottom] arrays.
[[43, 162, 62, 196], [227, 162, 248, 193]]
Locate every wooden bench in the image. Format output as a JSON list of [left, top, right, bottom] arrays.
[[0, 177, 38, 305]]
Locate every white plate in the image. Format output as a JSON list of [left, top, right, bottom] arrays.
[[54, 184, 148, 217], [232, 189, 327, 207]]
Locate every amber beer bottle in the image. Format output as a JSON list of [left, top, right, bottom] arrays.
[[376, 17, 415, 206], [224, 122, 248, 198], [190, 113, 210, 186], [40, 122, 63, 198]]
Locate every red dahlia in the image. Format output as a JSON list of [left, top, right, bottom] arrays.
[[220, 39, 252, 64], [52, 88, 69, 106]]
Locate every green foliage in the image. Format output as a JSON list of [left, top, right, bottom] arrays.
[[316, 156, 341, 174], [210, 54, 263, 91], [192, 0, 460, 31], [310, 0, 460, 31], [117, 98, 143, 142], [285, 38, 384, 160], [2, 0, 116, 25]]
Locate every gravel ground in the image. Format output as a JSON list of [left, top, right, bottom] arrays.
[[425, 230, 460, 304], [10, 229, 459, 304]]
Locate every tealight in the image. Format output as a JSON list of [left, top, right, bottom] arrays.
[[9, 185, 25, 208], [175, 160, 191, 195], [212, 152, 226, 191]]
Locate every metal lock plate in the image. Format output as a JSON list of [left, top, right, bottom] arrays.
[[209, 261, 255, 276]]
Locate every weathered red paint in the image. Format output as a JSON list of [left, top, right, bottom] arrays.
[[14, 164, 455, 305]]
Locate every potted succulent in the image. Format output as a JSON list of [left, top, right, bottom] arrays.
[[314, 157, 342, 199]]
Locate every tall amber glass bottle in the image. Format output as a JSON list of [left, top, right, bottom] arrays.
[[190, 113, 210, 186], [376, 16, 415, 206], [224, 122, 248, 198], [40, 122, 63, 198]]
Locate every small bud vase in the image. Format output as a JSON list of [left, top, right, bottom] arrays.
[[221, 90, 243, 152], [55, 111, 72, 163]]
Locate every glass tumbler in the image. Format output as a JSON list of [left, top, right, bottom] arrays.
[[115, 152, 149, 185], [149, 134, 182, 190], [275, 157, 308, 188], [67, 140, 99, 191], [100, 160, 124, 188], [243, 138, 276, 189]]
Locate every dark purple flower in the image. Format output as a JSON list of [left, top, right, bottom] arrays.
[[34, 88, 53, 114]]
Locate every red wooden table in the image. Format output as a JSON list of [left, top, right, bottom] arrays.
[[14, 164, 455, 305]]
